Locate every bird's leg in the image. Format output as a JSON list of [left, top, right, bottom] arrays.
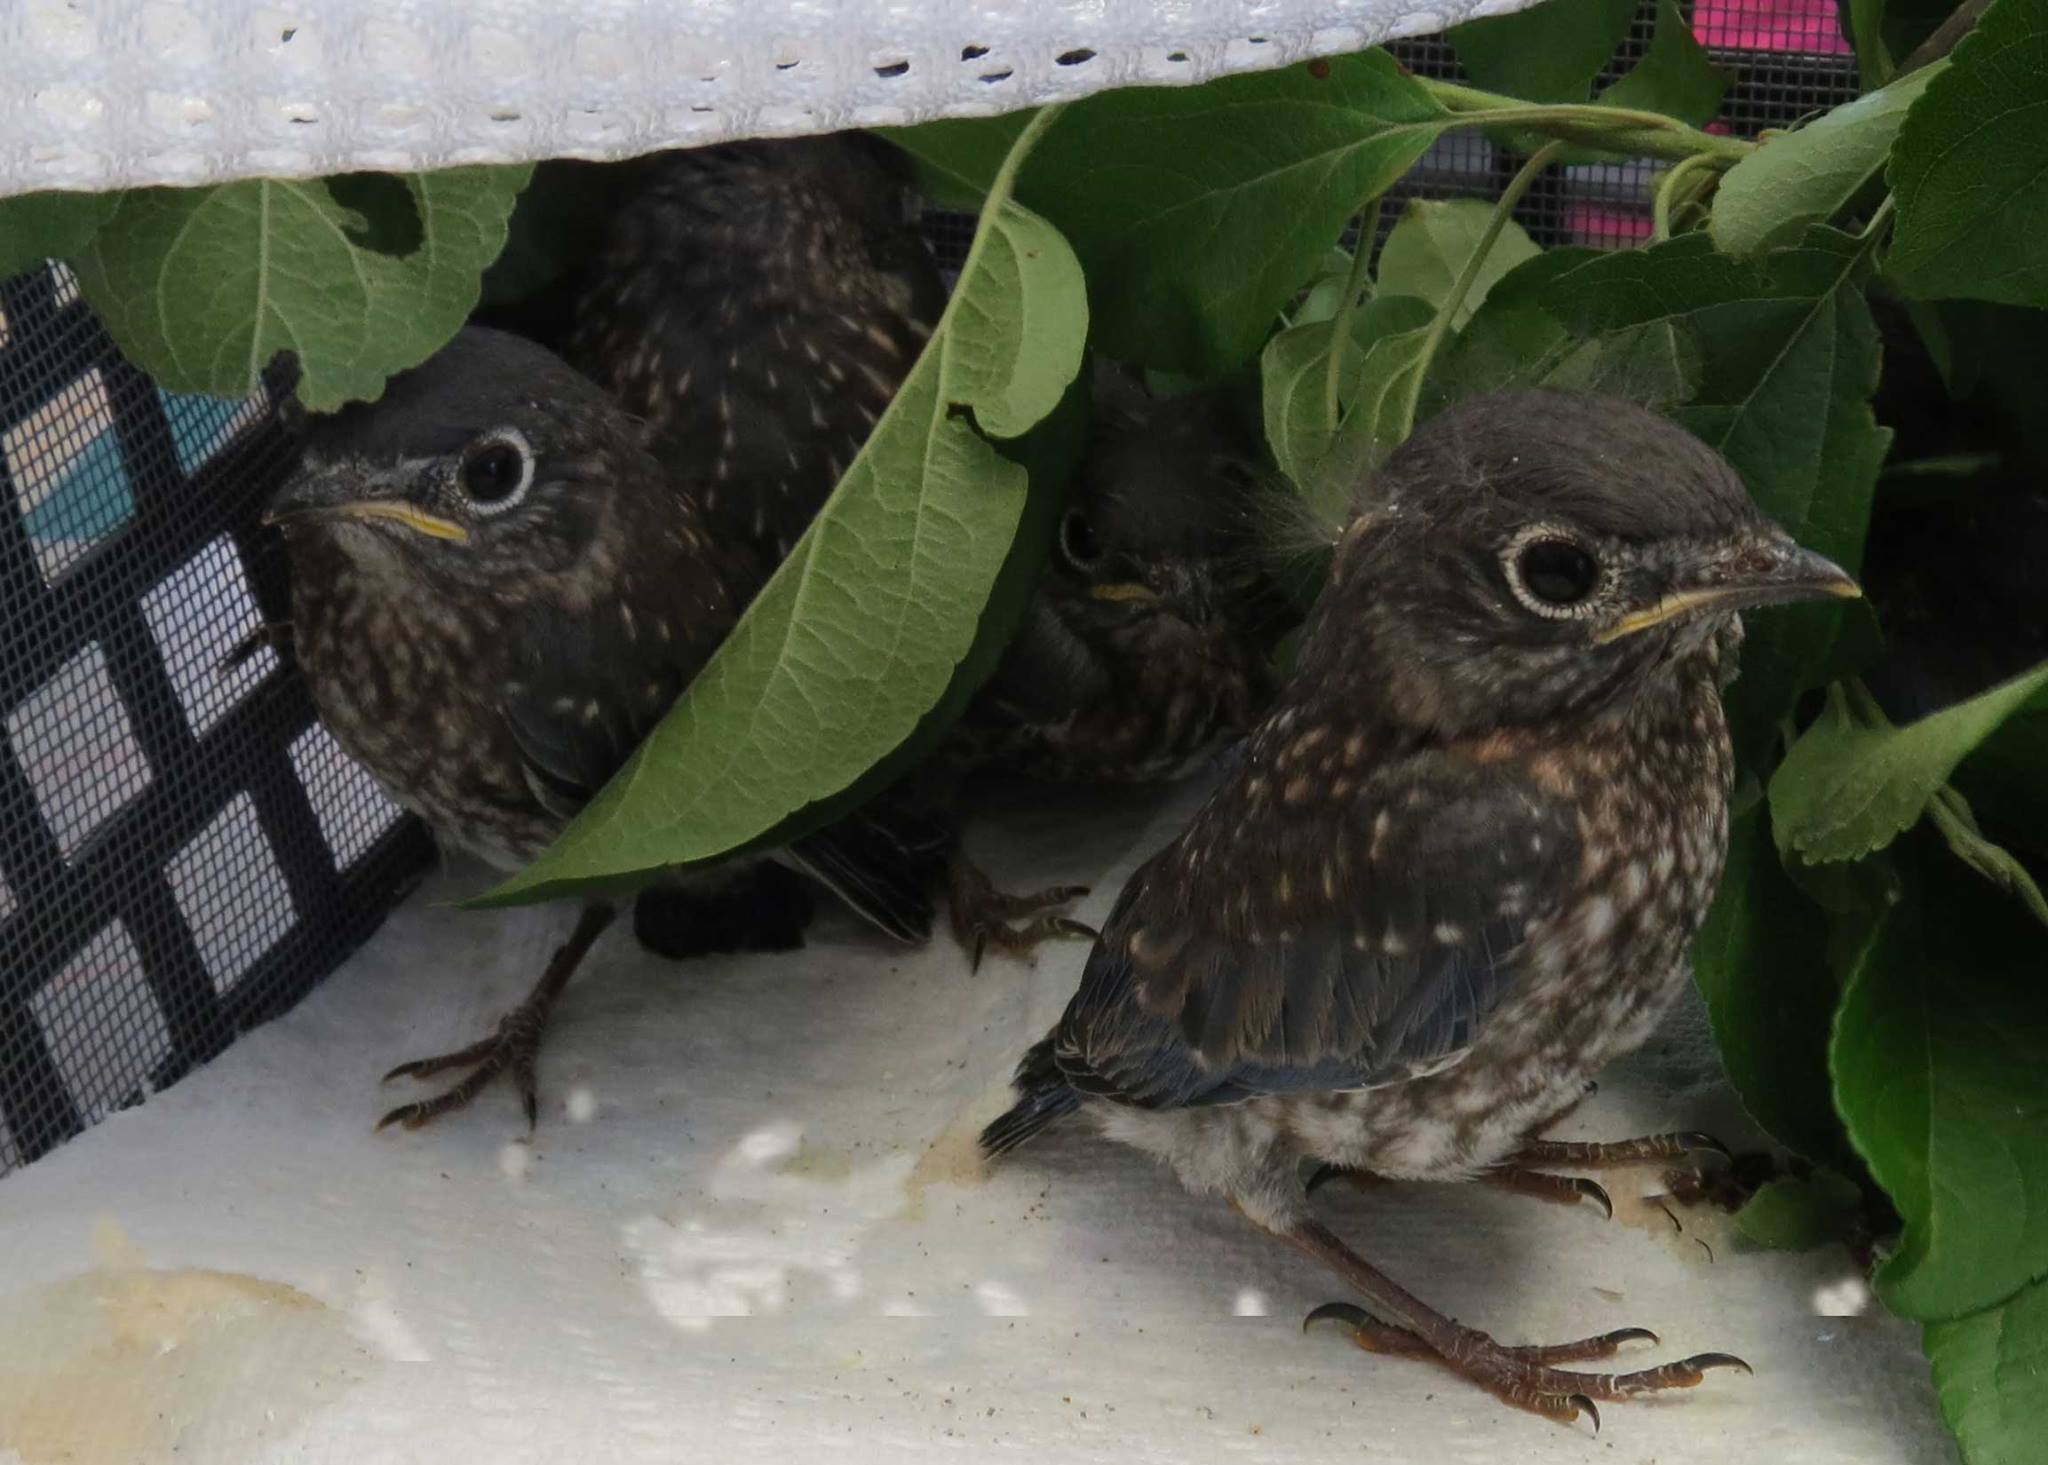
[[378, 901, 617, 1132], [1279, 1215, 1749, 1429], [947, 849, 1095, 972]]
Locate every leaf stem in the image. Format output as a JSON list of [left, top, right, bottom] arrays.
[[1397, 142, 1563, 438], [1859, 194, 1897, 242], [1420, 78, 1754, 166], [1927, 787, 2048, 931], [1652, 152, 1720, 241], [1322, 194, 1385, 427]]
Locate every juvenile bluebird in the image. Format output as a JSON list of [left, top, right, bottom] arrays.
[[566, 133, 945, 563], [267, 327, 936, 1131], [943, 370, 1290, 962], [955, 370, 1287, 788], [983, 389, 1859, 1425]]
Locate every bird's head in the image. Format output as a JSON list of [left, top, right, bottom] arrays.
[[1308, 388, 1859, 734], [1048, 381, 1279, 641], [267, 327, 665, 592]]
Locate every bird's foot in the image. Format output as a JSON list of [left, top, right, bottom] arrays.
[[1305, 1162, 1610, 1218], [375, 902, 615, 1133], [1489, 1134, 1728, 1223], [377, 1013, 544, 1132], [1482, 1166, 1615, 1218], [947, 852, 1094, 971], [1307, 1302, 1747, 1430], [1506, 1131, 1730, 1170]]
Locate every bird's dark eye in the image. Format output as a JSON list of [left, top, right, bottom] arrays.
[[459, 432, 533, 513], [1516, 538, 1601, 607], [1060, 509, 1103, 568]]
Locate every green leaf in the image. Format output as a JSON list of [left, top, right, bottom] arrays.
[[1480, 231, 1889, 770], [1712, 63, 1944, 258], [478, 132, 1088, 905], [1887, 0, 2048, 307], [1735, 1170, 1865, 1249], [1317, 321, 1435, 491], [1449, 0, 1638, 103], [1594, 0, 1733, 127], [1693, 803, 1856, 1167], [1831, 839, 2048, 1321], [69, 167, 530, 409], [1772, 661, 2048, 862], [1293, 246, 1369, 327], [479, 160, 633, 308], [1541, 319, 1701, 402], [1261, 294, 1433, 508], [889, 53, 1447, 376], [882, 113, 1031, 211], [1926, 1278, 2048, 1465], [1376, 199, 1540, 331], [0, 190, 119, 278]]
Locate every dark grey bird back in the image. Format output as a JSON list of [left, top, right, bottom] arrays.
[[0, 0, 1858, 1178]]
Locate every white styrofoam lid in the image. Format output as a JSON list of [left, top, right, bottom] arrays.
[[0, 0, 1543, 197]]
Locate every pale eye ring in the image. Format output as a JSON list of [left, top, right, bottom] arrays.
[[1059, 508, 1104, 569], [459, 428, 534, 514], [1502, 523, 1606, 617]]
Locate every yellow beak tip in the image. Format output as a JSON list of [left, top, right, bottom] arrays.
[[1088, 583, 1160, 605]]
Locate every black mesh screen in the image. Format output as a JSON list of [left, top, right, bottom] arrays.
[[0, 0, 1863, 1178], [0, 265, 433, 1173]]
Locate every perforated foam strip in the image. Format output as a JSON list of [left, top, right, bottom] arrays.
[[0, 0, 1535, 197]]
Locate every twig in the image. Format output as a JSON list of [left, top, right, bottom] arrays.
[[1900, 0, 1994, 75]]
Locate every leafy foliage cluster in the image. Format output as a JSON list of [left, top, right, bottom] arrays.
[[1, 0, 2043, 1456]]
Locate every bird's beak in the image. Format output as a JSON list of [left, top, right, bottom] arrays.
[[1089, 562, 1223, 619], [1596, 534, 1859, 645], [1089, 582, 1160, 605], [263, 467, 469, 543]]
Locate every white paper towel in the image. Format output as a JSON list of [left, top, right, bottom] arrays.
[[0, 778, 1952, 1465]]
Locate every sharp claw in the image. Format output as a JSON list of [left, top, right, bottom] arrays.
[[1609, 1327, 1660, 1348], [1687, 1352, 1753, 1377], [1572, 1395, 1600, 1434], [381, 1062, 416, 1084], [375, 1104, 417, 1133], [1303, 1301, 1372, 1334], [1677, 1131, 1731, 1160], [970, 934, 986, 974], [1305, 1163, 1342, 1196], [523, 1090, 539, 1132], [1578, 1177, 1614, 1220]]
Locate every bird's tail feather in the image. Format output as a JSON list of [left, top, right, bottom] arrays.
[[784, 804, 946, 943], [980, 1036, 1080, 1156]]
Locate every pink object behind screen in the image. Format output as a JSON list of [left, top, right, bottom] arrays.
[[1692, 0, 1852, 54]]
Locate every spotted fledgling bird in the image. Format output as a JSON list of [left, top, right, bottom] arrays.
[[982, 390, 1860, 1425], [267, 326, 935, 1131], [566, 133, 945, 563], [955, 371, 1287, 788], [941, 371, 1290, 962]]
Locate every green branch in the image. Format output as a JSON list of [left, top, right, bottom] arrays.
[[1322, 194, 1384, 427], [1398, 141, 1564, 435], [1421, 78, 1754, 166]]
